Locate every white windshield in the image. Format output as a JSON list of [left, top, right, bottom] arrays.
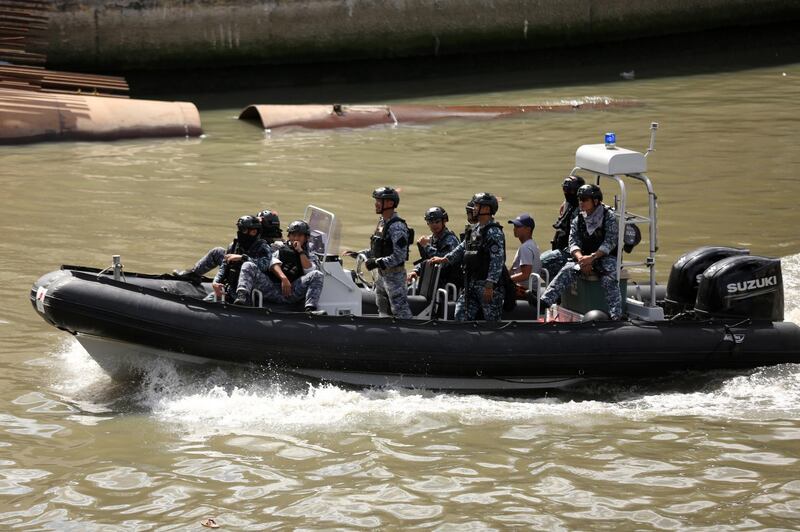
[[303, 205, 340, 256]]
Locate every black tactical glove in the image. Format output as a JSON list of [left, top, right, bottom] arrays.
[[365, 258, 379, 271]]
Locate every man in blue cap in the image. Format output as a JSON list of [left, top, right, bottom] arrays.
[[507, 213, 541, 299]]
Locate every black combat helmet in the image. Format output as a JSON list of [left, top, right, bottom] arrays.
[[577, 184, 603, 202], [237, 215, 262, 232], [562, 175, 586, 194], [372, 186, 400, 206], [287, 220, 311, 236], [257, 209, 282, 239], [424, 206, 448, 223], [471, 192, 499, 215]]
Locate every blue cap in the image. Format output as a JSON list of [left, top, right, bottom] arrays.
[[508, 213, 535, 230]]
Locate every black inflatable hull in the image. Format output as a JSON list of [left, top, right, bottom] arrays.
[[31, 267, 800, 392]]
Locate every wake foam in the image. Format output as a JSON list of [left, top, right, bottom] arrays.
[[47, 338, 800, 439], [782, 252, 800, 323]]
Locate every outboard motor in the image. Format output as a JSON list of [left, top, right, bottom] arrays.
[[694, 255, 783, 322], [664, 246, 749, 315]]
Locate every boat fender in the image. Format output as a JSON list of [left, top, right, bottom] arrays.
[[582, 309, 610, 322]]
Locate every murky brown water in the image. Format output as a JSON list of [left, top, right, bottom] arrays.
[[2, 61, 800, 528]]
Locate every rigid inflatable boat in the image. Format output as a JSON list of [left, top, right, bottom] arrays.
[[30, 129, 800, 392]]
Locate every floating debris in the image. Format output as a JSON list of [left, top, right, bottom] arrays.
[[239, 99, 641, 131], [200, 517, 220, 528]]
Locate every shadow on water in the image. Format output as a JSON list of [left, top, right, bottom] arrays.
[[122, 21, 800, 108]]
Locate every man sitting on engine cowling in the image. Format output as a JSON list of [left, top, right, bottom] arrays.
[[430, 192, 506, 321], [209, 215, 273, 303], [539, 184, 622, 320], [235, 220, 325, 312]]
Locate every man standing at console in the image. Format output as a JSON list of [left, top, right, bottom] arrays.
[[430, 193, 506, 321], [365, 187, 413, 319]]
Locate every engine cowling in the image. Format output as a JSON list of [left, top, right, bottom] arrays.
[[694, 255, 783, 322], [664, 246, 749, 315]]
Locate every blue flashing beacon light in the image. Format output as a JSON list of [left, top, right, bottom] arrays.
[[604, 132, 616, 149]]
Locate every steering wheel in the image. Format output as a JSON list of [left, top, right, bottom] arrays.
[[353, 253, 378, 290]]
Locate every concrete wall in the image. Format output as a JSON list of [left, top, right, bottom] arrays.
[[47, 0, 800, 71]]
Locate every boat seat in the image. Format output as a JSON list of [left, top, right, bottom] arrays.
[[561, 268, 630, 315], [360, 291, 430, 316]]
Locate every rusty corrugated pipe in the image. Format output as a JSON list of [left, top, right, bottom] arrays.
[[0, 88, 202, 144]]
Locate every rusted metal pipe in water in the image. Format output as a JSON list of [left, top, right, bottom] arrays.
[[238, 99, 640, 131], [0, 88, 202, 144]]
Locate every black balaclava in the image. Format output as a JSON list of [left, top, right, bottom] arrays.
[[238, 230, 257, 250]]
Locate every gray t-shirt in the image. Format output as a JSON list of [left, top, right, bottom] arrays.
[[511, 238, 541, 285]]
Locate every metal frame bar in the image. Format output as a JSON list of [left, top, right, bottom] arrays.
[[569, 165, 659, 308]]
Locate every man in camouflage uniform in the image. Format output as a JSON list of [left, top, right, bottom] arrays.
[[208, 215, 273, 302], [540, 183, 622, 320], [431, 193, 506, 321], [407, 206, 461, 288], [236, 219, 324, 311], [540, 175, 585, 282], [365, 186, 413, 319], [173, 208, 282, 281]]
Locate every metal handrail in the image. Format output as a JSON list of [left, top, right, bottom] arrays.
[[437, 288, 450, 321]]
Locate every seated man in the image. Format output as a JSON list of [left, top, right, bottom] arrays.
[[209, 215, 272, 302], [257, 209, 283, 247], [173, 207, 282, 281], [236, 220, 325, 312], [539, 184, 622, 320], [540, 175, 585, 282], [507, 213, 541, 299], [407, 206, 460, 288]]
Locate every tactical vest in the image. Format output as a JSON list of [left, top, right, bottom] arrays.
[[370, 216, 411, 261], [420, 229, 462, 289], [551, 201, 579, 251], [463, 221, 503, 280], [221, 239, 247, 290], [576, 207, 615, 255], [269, 244, 304, 283]]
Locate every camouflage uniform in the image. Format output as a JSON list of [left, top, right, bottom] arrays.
[[371, 214, 413, 319], [184, 231, 281, 278], [191, 247, 226, 276], [212, 238, 273, 300], [540, 204, 622, 319], [414, 228, 461, 288], [540, 200, 581, 282], [238, 242, 324, 308], [445, 221, 506, 321]]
